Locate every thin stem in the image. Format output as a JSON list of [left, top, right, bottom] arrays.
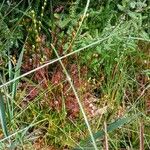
[[51, 44, 98, 150]]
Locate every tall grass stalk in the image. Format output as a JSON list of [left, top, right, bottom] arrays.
[[0, 35, 113, 89], [51, 44, 98, 150], [1, 34, 148, 90], [67, 0, 90, 51]]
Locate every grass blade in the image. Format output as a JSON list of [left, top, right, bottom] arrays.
[[76, 114, 140, 149], [11, 47, 25, 99], [8, 47, 25, 121], [0, 91, 8, 137]]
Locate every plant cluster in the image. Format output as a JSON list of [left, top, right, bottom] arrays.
[[0, 0, 150, 149]]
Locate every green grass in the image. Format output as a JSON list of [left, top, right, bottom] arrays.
[[0, 0, 150, 149]]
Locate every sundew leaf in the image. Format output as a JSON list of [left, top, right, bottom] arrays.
[[75, 114, 140, 149]]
